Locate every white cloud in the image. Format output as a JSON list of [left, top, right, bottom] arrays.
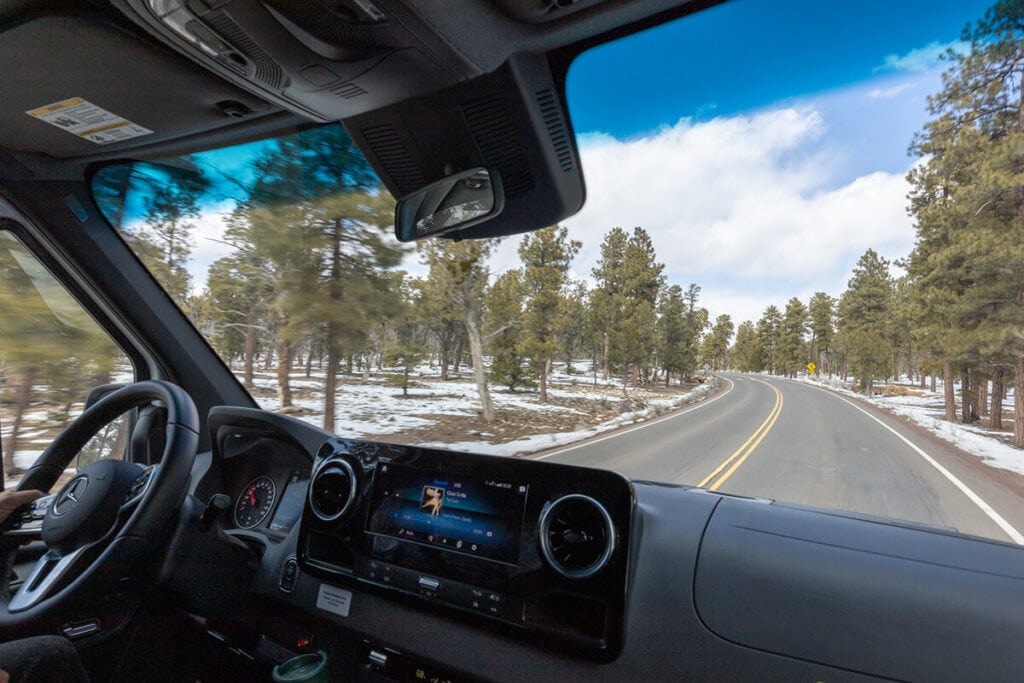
[[876, 40, 967, 73], [176, 107, 917, 327], [868, 83, 912, 99], [487, 108, 917, 324]]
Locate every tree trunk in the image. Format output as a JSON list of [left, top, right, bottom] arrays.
[[453, 337, 464, 375], [977, 375, 988, 418], [464, 306, 495, 421], [323, 337, 338, 433], [4, 367, 36, 477], [323, 218, 345, 433], [602, 332, 609, 381], [943, 359, 956, 422], [538, 356, 548, 403], [276, 337, 293, 408], [930, 372, 936, 393], [1015, 343, 1024, 449], [991, 367, 1004, 430], [960, 368, 973, 424], [243, 307, 256, 388]]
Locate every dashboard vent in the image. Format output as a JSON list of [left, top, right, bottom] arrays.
[[536, 89, 574, 172], [539, 495, 615, 578], [308, 458, 357, 522]]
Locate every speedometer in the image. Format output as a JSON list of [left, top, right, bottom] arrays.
[[234, 475, 277, 529]]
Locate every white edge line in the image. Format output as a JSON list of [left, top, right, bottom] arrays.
[[533, 376, 737, 460], [805, 382, 1024, 545]]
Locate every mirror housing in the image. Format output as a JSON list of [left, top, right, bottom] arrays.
[[394, 168, 504, 241]]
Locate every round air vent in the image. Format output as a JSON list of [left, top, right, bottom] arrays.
[[308, 458, 357, 522], [538, 494, 615, 579]]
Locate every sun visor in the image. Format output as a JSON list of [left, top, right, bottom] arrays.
[[0, 14, 273, 159], [346, 53, 585, 240]]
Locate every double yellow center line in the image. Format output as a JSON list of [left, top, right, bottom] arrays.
[[698, 380, 784, 491]]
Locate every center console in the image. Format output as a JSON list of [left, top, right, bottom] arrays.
[[297, 438, 635, 660]]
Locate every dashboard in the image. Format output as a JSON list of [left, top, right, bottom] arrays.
[[203, 407, 633, 662], [171, 406, 1024, 682], [299, 437, 633, 659]]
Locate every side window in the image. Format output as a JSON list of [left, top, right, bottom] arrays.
[[0, 230, 132, 489]]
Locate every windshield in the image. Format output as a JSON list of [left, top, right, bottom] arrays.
[[92, 0, 1024, 545]]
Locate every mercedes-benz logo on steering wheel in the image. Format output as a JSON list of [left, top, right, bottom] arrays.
[[53, 475, 89, 516]]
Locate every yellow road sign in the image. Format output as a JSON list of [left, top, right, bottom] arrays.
[[806, 362, 816, 374]]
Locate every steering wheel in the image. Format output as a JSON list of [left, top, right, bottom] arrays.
[[0, 380, 198, 631]]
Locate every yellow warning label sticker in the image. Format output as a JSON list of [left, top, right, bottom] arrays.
[[26, 97, 152, 145]]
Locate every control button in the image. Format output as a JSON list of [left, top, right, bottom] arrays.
[[418, 576, 440, 591], [280, 558, 298, 593], [368, 650, 388, 669], [61, 620, 100, 640]]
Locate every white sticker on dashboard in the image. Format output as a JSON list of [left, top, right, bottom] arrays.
[[316, 584, 352, 617]]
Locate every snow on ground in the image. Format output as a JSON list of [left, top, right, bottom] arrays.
[[249, 363, 717, 455], [795, 375, 1024, 476], [419, 380, 716, 456]]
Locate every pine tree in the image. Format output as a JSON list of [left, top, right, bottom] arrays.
[[808, 292, 835, 375], [658, 284, 688, 385], [778, 297, 809, 377], [837, 249, 894, 394], [590, 227, 664, 386], [121, 162, 208, 302], [484, 270, 529, 391], [227, 125, 405, 425], [420, 239, 498, 420], [518, 226, 580, 402], [757, 305, 783, 374], [907, 0, 1024, 441], [730, 321, 761, 372], [702, 315, 734, 371]]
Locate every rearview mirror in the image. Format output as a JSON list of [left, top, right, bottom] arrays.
[[394, 168, 503, 242]]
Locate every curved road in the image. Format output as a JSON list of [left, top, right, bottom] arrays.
[[538, 373, 1024, 543]]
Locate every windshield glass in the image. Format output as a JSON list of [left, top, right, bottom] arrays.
[[92, 0, 1024, 545]]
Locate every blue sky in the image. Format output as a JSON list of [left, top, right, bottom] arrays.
[[567, 0, 989, 139], [504, 0, 997, 325]]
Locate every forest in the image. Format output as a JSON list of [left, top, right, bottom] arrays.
[[2, 1, 1023, 482]]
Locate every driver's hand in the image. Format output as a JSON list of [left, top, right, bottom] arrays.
[[0, 490, 43, 525]]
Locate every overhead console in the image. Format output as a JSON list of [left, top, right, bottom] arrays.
[[114, 0, 481, 122], [299, 438, 635, 660]]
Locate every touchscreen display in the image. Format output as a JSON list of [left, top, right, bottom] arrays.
[[269, 472, 308, 533], [366, 462, 529, 565]]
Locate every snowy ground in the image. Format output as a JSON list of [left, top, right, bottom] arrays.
[[3, 360, 717, 490], [794, 374, 1024, 476], [249, 360, 718, 456]]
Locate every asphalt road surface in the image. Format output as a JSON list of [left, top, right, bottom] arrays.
[[537, 373, 1024, 544]]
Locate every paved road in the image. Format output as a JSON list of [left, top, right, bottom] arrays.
[[537, 373, 1024, 544]]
